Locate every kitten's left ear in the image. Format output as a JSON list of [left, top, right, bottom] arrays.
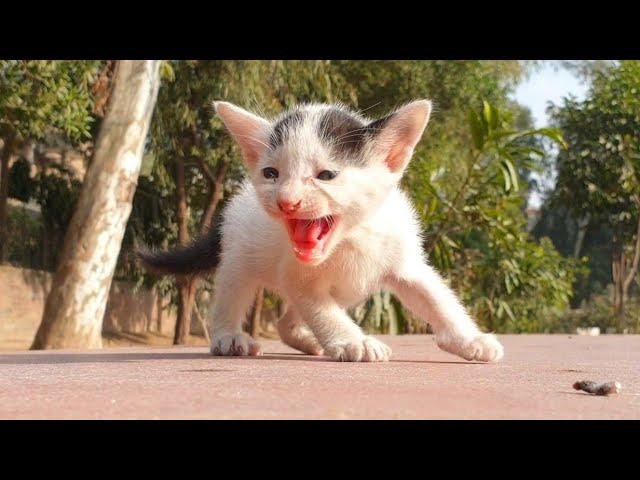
[[214, 101, 271, 169], [370, 100, 432, 174]]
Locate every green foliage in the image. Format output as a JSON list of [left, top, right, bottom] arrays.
[[532, 204, 611, 305], [35, 165, 82, 231], [8, 158, 36, 202], [0, 60, 101, 143], [6, 206, 42, 269], [5, 161, 85, 272], [413, 101, 576, 332], [336, 61, 526, 185], [1, 60, 101, 270], [460, 235, 578, 332], [541, 61, 640, 320], [550, 60, 640, 237], [351, 291, 413, 335], [555, 288, 640, 333]]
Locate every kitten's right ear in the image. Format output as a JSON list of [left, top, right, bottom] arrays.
[[214, 101, 271, 168]]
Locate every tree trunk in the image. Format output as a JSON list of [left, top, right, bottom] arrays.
[[31, 61, 161, 349], [193, 300, 211, 343], [155, 289, 164, 333], [171, 132, 230, 344], [0, 135, 15, 264], [611, 237, 625, 331], [155, 238, 169, 333], [172, 153, 192, 345], [174, 277, 196, 344], [91, 60, 117, 117], [573, 213, 590, 259], [622, 213, 640, 307], [568, 213, 592, 308], [41, 224, 49, 270]]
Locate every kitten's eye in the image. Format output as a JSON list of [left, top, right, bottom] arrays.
[[262, 167, 279, 180], [317, 170, 338, 181]]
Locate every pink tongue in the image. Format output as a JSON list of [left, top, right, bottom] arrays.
[[294, 219, 324, 244]]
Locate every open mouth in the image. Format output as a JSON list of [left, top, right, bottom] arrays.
[[285, 215, 337, 263]]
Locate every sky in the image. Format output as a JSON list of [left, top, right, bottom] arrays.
[[512, 62, 589, 128], [511, 62, 589, 208]]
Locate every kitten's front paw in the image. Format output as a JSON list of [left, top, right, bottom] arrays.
[[324, 336, 392, 362], [211, 332, 262, 356], [436, 332, 504, 362]]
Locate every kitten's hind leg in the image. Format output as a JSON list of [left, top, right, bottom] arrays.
[[292, 296, 391, 362], [386, 261, 504, 362], [209, 264, 262, 357], [277, 306, 324, 356]]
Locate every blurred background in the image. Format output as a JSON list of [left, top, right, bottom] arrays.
[[1, 60, 638, 351]]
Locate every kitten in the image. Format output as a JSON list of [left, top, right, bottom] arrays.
[[139, 100, 504, 363]]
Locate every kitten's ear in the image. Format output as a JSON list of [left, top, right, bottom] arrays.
[[369, 100, 432, 173], [214, 101, 271, 168]]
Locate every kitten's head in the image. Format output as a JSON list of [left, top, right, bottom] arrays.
[[214, 100, 431, 266]]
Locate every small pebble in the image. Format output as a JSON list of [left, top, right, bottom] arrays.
[[573, 380, 622, 396]]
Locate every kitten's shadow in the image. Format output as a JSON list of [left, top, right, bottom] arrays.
[[392, 359, 485, 365], [216, 353, 332, 362], [0, 352, 212, 365], [0, 351, 485, 366], [217, 353, 485, 365]]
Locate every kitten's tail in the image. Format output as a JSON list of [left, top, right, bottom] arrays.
[[136, 225, 222, 277]]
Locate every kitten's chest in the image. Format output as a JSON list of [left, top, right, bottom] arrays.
[[276, 222, 404, 307], [278, 246, 384, 303], [321, 240, 389, 307]]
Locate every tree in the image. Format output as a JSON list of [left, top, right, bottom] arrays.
[[32, 61, 161, 349], [548, 61, 640, 329], [0, 60, 100, 262]]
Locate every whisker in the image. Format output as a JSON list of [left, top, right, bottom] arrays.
[[354, 101, 382, 117]]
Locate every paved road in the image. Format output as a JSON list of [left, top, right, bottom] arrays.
[[1, 335, 638, 419]]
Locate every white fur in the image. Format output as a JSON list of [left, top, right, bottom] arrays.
[[208, 101, 504, 363]]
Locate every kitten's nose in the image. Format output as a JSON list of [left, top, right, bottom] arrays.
[[277, 199, 302, 214]]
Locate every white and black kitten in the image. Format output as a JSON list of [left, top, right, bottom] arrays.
[[139, 100, 505, 363]]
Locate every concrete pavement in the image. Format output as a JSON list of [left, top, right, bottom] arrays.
[[1, 334, 638, 419]]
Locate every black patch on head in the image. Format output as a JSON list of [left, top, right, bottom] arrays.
[[268, 105, 397, 166], [269, 110, 304, 149], [318, 107, 395, 164], [365, 113, 394, 136], [317, 108, 367, 159]]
